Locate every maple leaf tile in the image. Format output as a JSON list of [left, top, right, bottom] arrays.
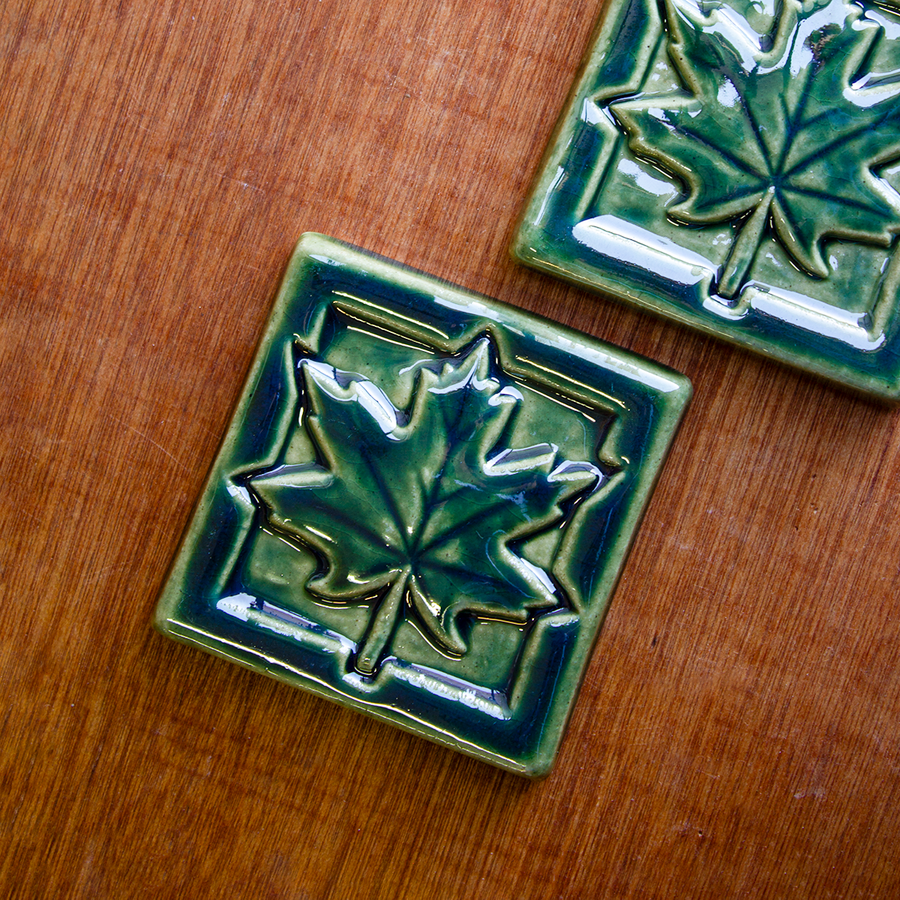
[[513, 0, 900, 399], [154, 234, 690, 777]]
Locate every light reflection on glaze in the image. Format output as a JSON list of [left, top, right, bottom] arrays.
[[573, 215, 716, 289], [617, 157, 679, 200]]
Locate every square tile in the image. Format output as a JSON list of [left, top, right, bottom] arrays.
[[513, 0, 900, 399], [155, 234, 691, 776]]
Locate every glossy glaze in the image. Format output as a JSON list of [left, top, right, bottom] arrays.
[[514, 0, 900, 398], [155, 234, 691, 776]]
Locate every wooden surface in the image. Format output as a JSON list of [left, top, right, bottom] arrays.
[[2, 0, 899, 896]]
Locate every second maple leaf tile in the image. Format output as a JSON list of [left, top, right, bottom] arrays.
[[513, 0, 900, 399]]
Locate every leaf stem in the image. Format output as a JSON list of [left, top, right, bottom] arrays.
[[718, 190, 774, 300], [354, 570, 409, 676]]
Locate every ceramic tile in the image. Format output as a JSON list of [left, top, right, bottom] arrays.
[[155, 234, 691, 776], [513, 0, 900, 399]]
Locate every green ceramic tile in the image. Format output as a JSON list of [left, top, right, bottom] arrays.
[[155, 234, 690, 776], [513, 0, 900, 399]]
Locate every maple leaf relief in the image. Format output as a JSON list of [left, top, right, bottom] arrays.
[[247, 338, 603, 676], [610, 0, 900, 298]]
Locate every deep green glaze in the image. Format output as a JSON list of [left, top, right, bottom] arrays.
[[513, 0, 900, 399], [155, 234, 691, 776]]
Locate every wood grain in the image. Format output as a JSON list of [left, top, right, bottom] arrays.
[[2, 0, 899, 896]]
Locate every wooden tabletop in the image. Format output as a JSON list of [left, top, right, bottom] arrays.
[[2, 0, 899, 895]]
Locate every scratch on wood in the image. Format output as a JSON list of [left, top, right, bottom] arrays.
[[106, 413, 190, 472]]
